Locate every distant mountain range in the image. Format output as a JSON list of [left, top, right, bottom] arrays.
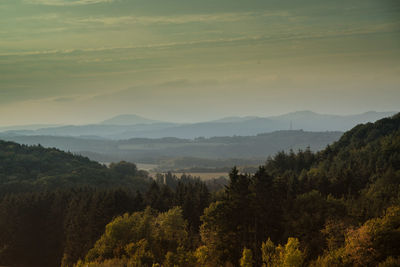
[[0, 124, 60, 131], [101, 114, 163, 125], [0, 111, 396, 139]]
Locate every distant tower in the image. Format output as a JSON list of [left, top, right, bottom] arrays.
[[290, 120, 293, 131]]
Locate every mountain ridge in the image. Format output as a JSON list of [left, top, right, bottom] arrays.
[[1, 111, 396, 139], [100, 114, 163, 125]]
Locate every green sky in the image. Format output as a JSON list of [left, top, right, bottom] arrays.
[[0, 0, 399, 125]]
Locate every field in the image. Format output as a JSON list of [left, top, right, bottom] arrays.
[[169, 172, 228, 180], [145, 170, 228, 181]]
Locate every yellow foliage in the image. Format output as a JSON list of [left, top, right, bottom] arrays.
[[240, 248, 253, 267], [261, 237, 304, 267]]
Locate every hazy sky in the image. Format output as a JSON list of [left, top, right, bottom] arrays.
[[0, 0, 399, 125]]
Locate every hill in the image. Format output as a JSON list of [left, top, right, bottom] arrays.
[[0, 130, 343, 170], [0, 113, 399, 267], [210, 116, 260, 123], [1, 111, 395, 139], [74, 112, 400, 267], [101, 114, 163, 125], [269, 110, 396, 132], [0, 124, 60, 131], [107, 111, 396, 139], [0, 140, 150, 194]]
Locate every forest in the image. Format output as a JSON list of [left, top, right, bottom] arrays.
[[0, 113, 399, 266]]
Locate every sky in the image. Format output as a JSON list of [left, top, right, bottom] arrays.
[[0, 0, 399, 125]]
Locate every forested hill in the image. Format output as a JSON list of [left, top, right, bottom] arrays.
[[264, 112, 400, 199], [0, 140, 150, 194], [75, 112, 399, 267], [329, 112, 400, 154], [0, 113, 399, 267], [308, 112, 400, 198], [1, 130, 343, 166]]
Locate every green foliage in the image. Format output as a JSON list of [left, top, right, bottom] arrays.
[[195, 114, 400, 265], [0, 113, 399, 267], [0, 188, 145, 267], [0, 155, 209, 267], [285, 191, 347, 258], [0, 141, 150, 195], [199, 200, 235, 265]]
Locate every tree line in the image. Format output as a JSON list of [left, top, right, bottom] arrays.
[[0, 113, 399, 266]]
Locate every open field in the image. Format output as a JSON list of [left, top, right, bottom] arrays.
[[148, 171, 228, 181], [171, 172, 228, 180], [136, 163, 159, 172]]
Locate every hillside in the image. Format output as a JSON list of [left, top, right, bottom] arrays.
[[101, 114, 163, 125], [0, 140, 150, 194], [0, 113, 398, 267], [77, 112, 400, 266], [1, 130, 343, 169]]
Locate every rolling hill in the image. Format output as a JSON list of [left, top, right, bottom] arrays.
[[101, 114, 163, 125], [1, 111, 394, 139], [1, 130, 343, 170]]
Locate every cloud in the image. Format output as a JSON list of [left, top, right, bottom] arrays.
[[74, 11, 289, 26], [11, 10, 289, 27], [24, 0, 115, 6], [1, 18, 398, 58], [53, 96, 76, 102], [0, 36, 260, 57]]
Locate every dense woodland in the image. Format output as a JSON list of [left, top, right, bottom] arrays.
[[0, 113, 399, 266]]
